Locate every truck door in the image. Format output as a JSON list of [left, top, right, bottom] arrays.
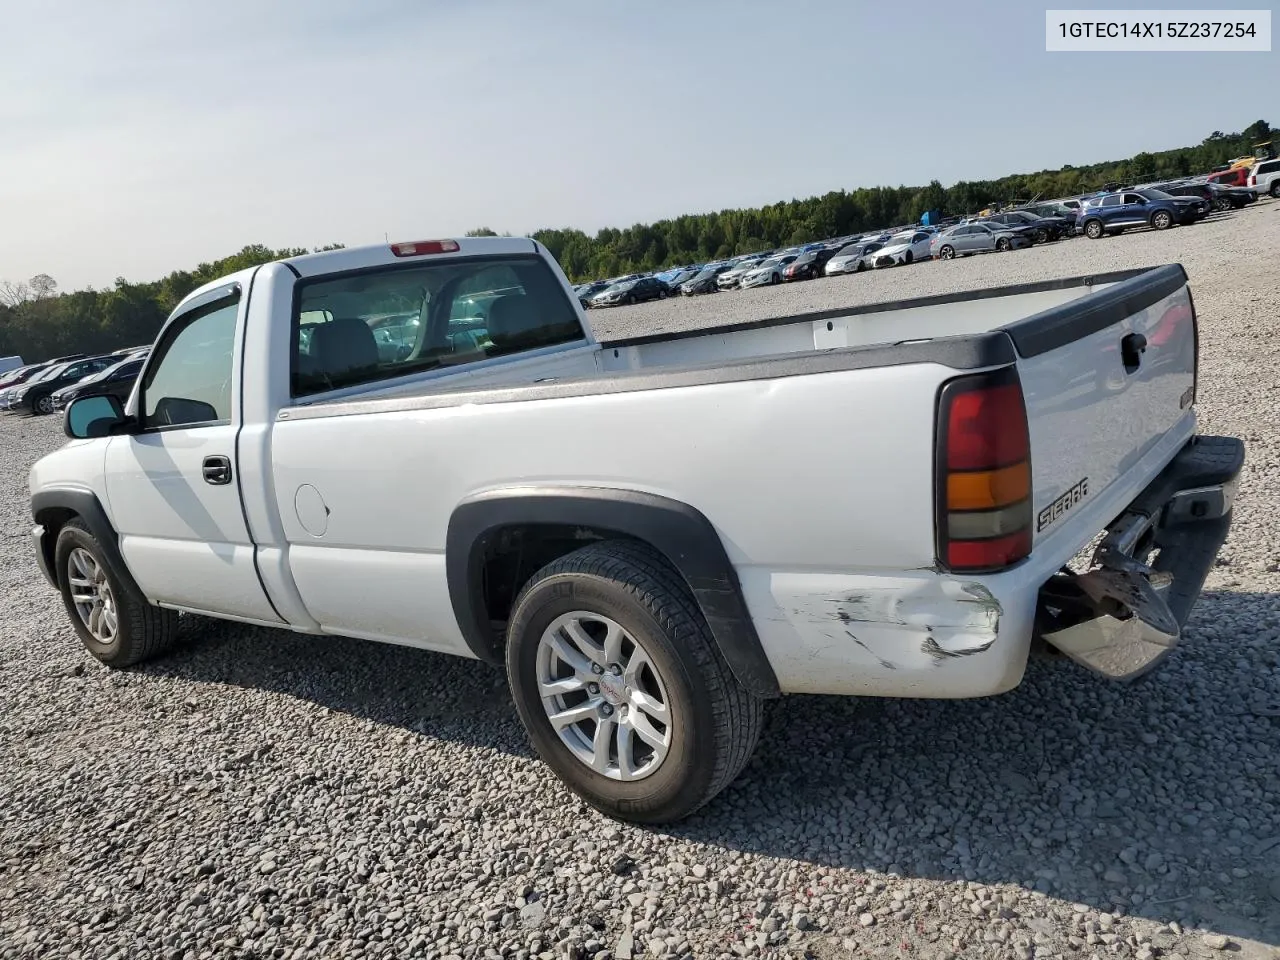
[[103, 282, 283, 623]]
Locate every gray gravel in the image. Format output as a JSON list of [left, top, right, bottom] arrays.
[[3, 201, 1280, 960]]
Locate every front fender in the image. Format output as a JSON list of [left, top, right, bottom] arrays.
[[31, 488, 142, 598]]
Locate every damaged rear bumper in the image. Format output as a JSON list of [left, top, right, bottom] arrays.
[[1034, 434, 1244, 680]]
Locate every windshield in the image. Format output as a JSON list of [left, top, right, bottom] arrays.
[[29, 363, 69, 384], [79, 362, 124, 385], [602, 281, 636, 294]]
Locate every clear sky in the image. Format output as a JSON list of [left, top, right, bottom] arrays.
[[1, 0, 1274, 291]]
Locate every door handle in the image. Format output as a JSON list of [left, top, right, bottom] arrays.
[[202, 455, 233, 485], [1121, 332, 1147, 373]]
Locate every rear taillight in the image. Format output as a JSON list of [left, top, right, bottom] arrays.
[[935, 366, 1033, 573]]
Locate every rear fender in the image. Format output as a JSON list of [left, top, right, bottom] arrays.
[[446, 486, 781, 698]]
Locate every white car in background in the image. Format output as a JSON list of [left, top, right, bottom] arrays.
[[739, 254, 798, 288], [824, 240, 884, 275], [870, 230, 935, 268], [716, 257, 766, 290]]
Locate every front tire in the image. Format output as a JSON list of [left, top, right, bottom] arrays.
[[54, 520, 180, 667], [505, 541, 764, 824], [1151, 210, 1172, 230], [34, 394, 54, 415], [996, 238, 1011, 252]]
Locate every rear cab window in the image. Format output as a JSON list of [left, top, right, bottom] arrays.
[[290, 255, 585, 398]]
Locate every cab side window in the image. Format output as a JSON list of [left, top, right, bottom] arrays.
[[141, 295, 239, 429]]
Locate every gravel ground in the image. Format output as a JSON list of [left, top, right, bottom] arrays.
[[3, 201, 1280, 960]]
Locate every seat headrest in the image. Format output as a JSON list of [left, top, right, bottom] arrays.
[[308, 318, 379, 379], [485, 294, 543, 349]]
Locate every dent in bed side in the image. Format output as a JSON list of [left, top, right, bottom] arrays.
[[729, 567, 1025, 698], [819, 580, 1003, 668], [445, 486, 782, 698]]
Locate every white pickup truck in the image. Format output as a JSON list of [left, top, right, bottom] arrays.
[[29, 237, 1243, 823]]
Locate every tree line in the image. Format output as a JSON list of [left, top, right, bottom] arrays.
[[1, 121, 1271, 363]]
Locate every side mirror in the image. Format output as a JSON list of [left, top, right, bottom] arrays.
[[65, 394, 129, 439]]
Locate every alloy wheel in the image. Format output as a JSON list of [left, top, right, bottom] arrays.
[[67, 548, 118, 644], [535, 611, 672, 781]]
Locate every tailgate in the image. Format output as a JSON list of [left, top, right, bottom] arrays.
[[1005, 265, 1197, 546]]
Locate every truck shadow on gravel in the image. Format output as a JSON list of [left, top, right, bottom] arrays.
[[144, 588, 1280, 948]]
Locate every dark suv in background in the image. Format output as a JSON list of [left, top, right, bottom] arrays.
[[51, 354, 147, 412]]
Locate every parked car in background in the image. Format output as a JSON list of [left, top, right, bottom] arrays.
[[931, 222, 1032, 259], [661, 269, 701, 295], [739, 254, 798, 288], [1247, 158, 1280, 197], [574, 281, 611, 308], [0, 356, 24, 375], [5, 354, 119, 415], [824, 240, 884, 275], [1156, 180, 1254, 212], [783, 248, 834, 281], [716, 258, 766, 290], [1024, 201, 1080, 223], [0, 363, 41, 390], [50, 355, 146, 412], [0, 355, 91, 409], [681, 263, 733, 295], [989, 210, 1072, 242], [589, 276, 669, 307], [870, 230, 934, 267], [1207, 167, 1250, 188], [1077, 189, 1206, 239]]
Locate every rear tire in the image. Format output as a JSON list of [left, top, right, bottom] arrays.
[[54, 520, 180, 667], [505, 540, 764, 824], [1084, 219, 1104, 239], [1270, 181, 1280, 198], [939, 245, 955, 260]]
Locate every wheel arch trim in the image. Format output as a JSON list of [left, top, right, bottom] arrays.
[[31, 488, 142, 597], [446, 486, 781, 698]]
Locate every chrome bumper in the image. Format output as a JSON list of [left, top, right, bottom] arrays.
[[1035, 434, 1244, 681]]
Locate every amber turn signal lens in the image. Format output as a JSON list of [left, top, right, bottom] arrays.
[[947, 462, 1031, 511]]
